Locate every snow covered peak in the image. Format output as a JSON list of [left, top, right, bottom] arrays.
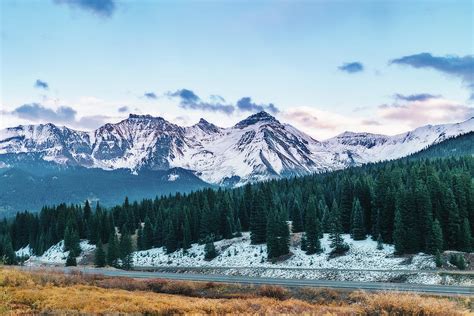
[[234, 111, 279, 128], [194, 118, 221, 134], [0, 113, 472, 186]]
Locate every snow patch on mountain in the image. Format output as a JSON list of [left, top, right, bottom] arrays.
[[1, 112, 472, 186]]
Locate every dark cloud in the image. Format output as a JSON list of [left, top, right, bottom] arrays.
[[391, 53, 474, 99], [12, 103, 76, 123], [54, 0, 116, 18], [338, 62, 364, 74], [167, 89, 279, 115], [118, 106, 129, 113], [144, 92, 157, 100], [169, 89, 200, 103], [34, 79, 49, 90], [168, 89, 235, 114], [10, 103, 110, 129], [394, 93, 441, 102], [236, 97, 279, 114]]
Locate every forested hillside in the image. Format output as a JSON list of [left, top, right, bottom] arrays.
[[408, 132, 473, 160], [1, 156, 472, 267]]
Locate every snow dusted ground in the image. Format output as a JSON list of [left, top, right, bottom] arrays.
[[132, 233, 434, 270], [131, 233, 474, 286], [18, 240, 95, 265], [15, 233, 473, 286]]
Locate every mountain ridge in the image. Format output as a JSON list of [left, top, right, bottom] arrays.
[[1, 111, 473, 185]]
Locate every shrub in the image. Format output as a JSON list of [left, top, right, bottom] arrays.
[[257, 285, 289, 300]]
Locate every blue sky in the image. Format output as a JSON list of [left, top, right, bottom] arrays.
[[1, 0, 473, 139]]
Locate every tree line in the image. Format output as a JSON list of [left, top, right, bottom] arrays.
[[0, 156, 472, 266]]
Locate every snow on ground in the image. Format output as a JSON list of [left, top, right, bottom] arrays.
[[25, 240, 95, 265], [15, 245, 32, 257], [132, 233, 434, 270]]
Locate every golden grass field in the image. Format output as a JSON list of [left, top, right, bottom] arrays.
[[0, 267, 471, 315]]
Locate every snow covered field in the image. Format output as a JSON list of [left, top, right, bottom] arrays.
[[132, 233, 434, 270], [18, 240, 95, 265], [16, 233, 473, 286]]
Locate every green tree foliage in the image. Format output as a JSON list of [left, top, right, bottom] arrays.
[[65, 252, 77, 266], [107, 232, 119, 267], [350, 199, 366, 240], [119, 230, 133, 270], [94, 240, 106, 267], [266, 209, 290, 260], [304, 197, 322, 255], [2, 156, 473, 267], [204, 238, 217, 260]]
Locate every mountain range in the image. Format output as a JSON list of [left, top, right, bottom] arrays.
[[1, 111, 473, 214]]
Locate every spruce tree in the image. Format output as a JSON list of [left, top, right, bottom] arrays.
[[250, 189, 267, 244], [204, 238, 217, 260], [65, 252, 77, 266], [291, 202, 304, 233], [350, 199, 366, 240], [164, 220, 177, 253], [94, 240, 106, 267], [143, 217, 154, 249], [107, 232, 119, 267], [304, 197, 322, 255], [459, 218, 472, 252], [328, 199, 348, 254], [119, 230, 133, 270], [426, 219, 443, 254], [393, 203, 407, 254]]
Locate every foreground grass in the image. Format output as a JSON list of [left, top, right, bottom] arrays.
[[0, 268, 470, 315]]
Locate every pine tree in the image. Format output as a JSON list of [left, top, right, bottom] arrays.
[[204, 237, 217, 260], [426, 219, 443, 254], [328, 199, 348, 254], [459, 218, 472, 252], [435, 250, 443, 268], [291, 202, 304, 233], [65, 252, 77, 266], [106, 232, 119, 267], [164, 219, 177, 253], [63, 224, 81, 257], [250, 190, 267, 244], [119, 230, 133, 270], [393, 202, 407, 254], [376, 234, 384, 250], [182, 217, 191, 250], [143, 217, 154, 249], [350, 199, 366, 240], [304, 197, 322, 255], [94, 240, 106, 267]]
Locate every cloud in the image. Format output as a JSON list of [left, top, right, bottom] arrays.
[[118, 106, 129, 113], [144, 92, 157, 100], [394, 93, 440, 102], [167, 89, 235, 114], [169, 89, 200, 103], [391, 53, 474, 99], [54, 0, 116, 18], [236, 97, 279, 114], [9, 103, 111, 129], [282, 108, 344, 132], [338, 62, 364, 74], [12, 103, 77, 123], [361, 119, 382, 126], [34, 79, 49, 90], [378, 97, 474, 127]]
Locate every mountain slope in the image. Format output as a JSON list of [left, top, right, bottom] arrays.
[[1, 112, 473, 186], [0, 167, 211, 216]]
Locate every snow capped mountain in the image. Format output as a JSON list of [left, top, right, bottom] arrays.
[[0, 112, 473, 186]]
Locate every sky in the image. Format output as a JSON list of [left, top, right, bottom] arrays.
[[1, 0, 473, 140]]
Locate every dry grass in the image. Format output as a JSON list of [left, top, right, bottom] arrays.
[[0, 267, 470, 315]]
